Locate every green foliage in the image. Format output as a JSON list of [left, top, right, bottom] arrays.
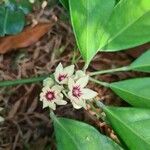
[[69, 0, 115, 63], [129, 50, 150, 73], [0, 0, 33, 36], [63, 0, 150, 63], [59, 0, 120, 10], [104, 106, 150, 150], [110, 78, 150, 108], [101, 0, 150, 52], [17, 0, 33, 14], [59, 0, 69, 10], [53, 117, 123, 150]]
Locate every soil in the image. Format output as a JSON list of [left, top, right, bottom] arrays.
[[0, 4, 149, 150]]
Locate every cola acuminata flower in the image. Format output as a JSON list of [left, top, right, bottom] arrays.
[[40, 63, 98, 110], [68, 76, 98, 109], [54, 63, 74, 84], [40, 85, 67, 110]]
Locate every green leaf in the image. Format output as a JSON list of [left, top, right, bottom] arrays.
[[0, 5, 5, 36], [100, 0, 150, 52], [104, 106, 150, 150], [59, 0, 69, 10], [110, 78, 150, 108], [5, 9, 25, 35], [54, 117, 123, 150], [5, 0, 17, 10], [0, 5, 25, 36], [17, 0, 33, 14], [115, 0, 120, 4], [129, 49, 150, 73], [69, 0, 115, 63], [0, 0, 32, 36]]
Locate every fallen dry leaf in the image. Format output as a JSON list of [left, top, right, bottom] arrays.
[[0, 21, 55, 54]]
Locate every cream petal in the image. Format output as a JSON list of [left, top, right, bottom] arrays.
[[55, 63, 63, 73], [42, 100, 49, 108], [71, 96, 87, 109], [68, 92, 86, 109], [54, 63, 64, 82], [75, 99, 87, 109], [48, 102, 56, 110], [74, 70, 86, 80], [43, 77, 54, 87], [64, 65, 74, 76], [52, 85, 63, 93], [82, 88, 98, 99], [58, 93, 64, 98], [68, 78, 75, 90], [54, 73, 59, 83], [59, 78, 68, 84], [55, 100, 67, 105], [40, 93, 45, 101], [71, 100, 82, 109], [42, 86, 50, 92], [76, 76, 89, 88], [40, 92, 49, 102], [68, 91, 78, 102]]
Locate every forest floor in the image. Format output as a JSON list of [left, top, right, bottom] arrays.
[[0, 3, 149, 150]]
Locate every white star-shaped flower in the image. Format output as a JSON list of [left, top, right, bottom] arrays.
[[68, 76, 98, 109], [40, 85, 67, 110], [54, 63, 74, 84]]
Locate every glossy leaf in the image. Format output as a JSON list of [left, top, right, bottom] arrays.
[[0, 0, 33, 36], [5, 9, 25, 35], [104, 106, 150, 150], [0, 6, 5, 36], [110, 78, 150, 108], [18, 0, 33, 14], [100, 0, 150, 52], [129, 49, 150, 73], [54, 117, 123, 150], [69, 0, 115, 63], [0, 7, 25, 36], [5, 0, 17, 10]]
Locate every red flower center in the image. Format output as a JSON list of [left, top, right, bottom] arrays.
[[72, 86, 82, 98], [45, 91, 55, 101], [58, 74, 67, 81]]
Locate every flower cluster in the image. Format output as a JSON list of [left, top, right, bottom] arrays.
[[40, 63, 98, 110]]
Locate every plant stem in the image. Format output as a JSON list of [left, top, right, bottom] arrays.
[[89, 77, 110, 87], [0, 75, 49, 87], [50, 110, 56, 121], [83, 62, 90, 72], [89, 66, 130, 76], [95, 101, 105, 109]]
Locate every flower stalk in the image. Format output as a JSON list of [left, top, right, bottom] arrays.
[[0, 75, 49, 87], [89, 77, 110, 87], [89, 66, 130, 76]]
